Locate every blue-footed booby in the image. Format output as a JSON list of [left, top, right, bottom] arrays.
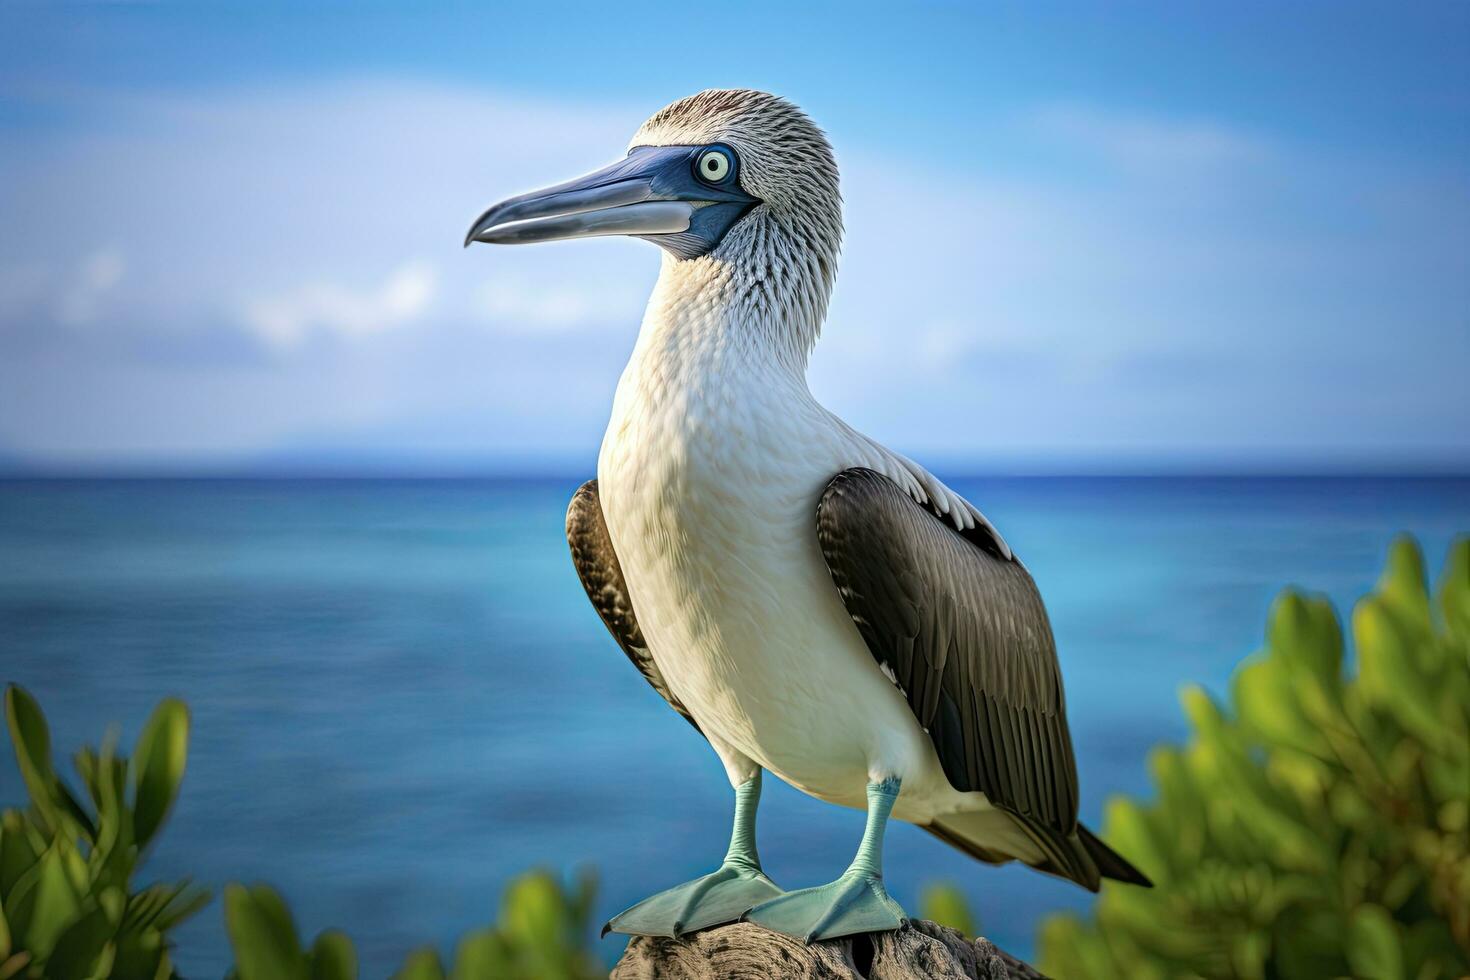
[[466, 89, 1149, 943]]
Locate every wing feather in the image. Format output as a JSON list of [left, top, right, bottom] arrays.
[[816, 467, 1078, 834], [566, 480, 700, 733]]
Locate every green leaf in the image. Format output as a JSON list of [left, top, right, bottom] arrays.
[[1378, 536, 1430, 626], [310, 929, 358, 980], [499, 872, 564, 948], [919, 883, 975, 937], [42, 903, 115, 980], [1347, 904, 1404, 980], [1267, 590, 1343, 691], [1355, 597, 1442, 745], [0, 812, 38, 899], [131, 699, 190, 850], [4, 687, 59, 827], [1100, 797, 1170, 886], [449, 928, 515, 980], [73, 748, 100, 811], [155, 882, 212, 932], [96, 885, 125, 926], [1272, 907, 1348, 979], [393, 948, 447, 980], [1229, 927, 1268, 979], [5, 689, 96, 842], [1232, 651, 1324, 755], [11, 845, 83, 960], [1038, 913, 1119, 980], [127, 880, 211, 934], [83, 730, 127, 873], [225, 884, 309, 980], [1438, 536, 1470, 641], [109, 929, 166, 980]]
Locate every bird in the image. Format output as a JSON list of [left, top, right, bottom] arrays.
[[465, 88, 1149, 944]]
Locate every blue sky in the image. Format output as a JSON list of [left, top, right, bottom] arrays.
[[2, 2, 1467, 472]]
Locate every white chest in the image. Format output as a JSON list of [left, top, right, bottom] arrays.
[[596, 331, 831, 656], [593, 309, 930, 801]]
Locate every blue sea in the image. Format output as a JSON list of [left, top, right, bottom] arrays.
[[1, 476, 1466, 975]]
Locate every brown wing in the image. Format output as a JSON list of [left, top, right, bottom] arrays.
[[817, 468, 1150, 890], [567, 479, 700, 733], [817, 467, 1076, 828]]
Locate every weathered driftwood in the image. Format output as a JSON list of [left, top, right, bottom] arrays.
[[610, 920, 1047, 979]]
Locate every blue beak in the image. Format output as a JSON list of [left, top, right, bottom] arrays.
[[465, 145, 760, 259]]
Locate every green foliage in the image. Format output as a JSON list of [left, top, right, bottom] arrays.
[[0, 685, 208, 979], [920, 882, 976, 939], [1036, 536, 1470, 980], [223, 884, 356, 980], [224, 871, 602, 980], [390, 868, 601, 980], [1, 685, 604, 979]]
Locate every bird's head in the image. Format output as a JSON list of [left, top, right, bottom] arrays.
[[466, 90, 842, 336]]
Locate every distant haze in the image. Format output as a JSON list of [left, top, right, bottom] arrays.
[[2, 3, 1467, 473]]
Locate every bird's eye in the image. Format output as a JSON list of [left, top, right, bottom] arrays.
[[696, 148, 732, 184]]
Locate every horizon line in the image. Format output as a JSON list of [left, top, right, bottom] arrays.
[[3, 463, 1468, 481], [3, 446, 1468, 481]]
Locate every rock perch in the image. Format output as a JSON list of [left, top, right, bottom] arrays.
[[610, 920, 1047, 979]]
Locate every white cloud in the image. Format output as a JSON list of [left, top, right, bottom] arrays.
[[1, 79, 653, 348], [476, 276, 645, 331], [240, 260, 437, 349], [0, 80, 1465, 464]]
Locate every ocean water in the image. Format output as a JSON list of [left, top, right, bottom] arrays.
[[0, 476, 1466, 975]]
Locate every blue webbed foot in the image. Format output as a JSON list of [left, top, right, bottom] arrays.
[[605, 772, 780, 938], [604, 861, 783, 938], [744, 869, 906, 942], [746, 776, 908, 943]]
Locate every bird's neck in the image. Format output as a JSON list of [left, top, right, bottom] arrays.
[[632, 242, 831, 382], [603, 253, 818, 454], [602, 252, 826, 495]]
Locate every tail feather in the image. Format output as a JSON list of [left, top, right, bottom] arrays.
[[926, 811, 1152, 892], [923, 817, 1015, 867], [1077, 823, 1152, 887]]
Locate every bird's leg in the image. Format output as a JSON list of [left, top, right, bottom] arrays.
[[744, 777, 907, 942], [603, 770, 783, 938]]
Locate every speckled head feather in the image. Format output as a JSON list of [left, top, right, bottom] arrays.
[[633, 89, 843, 359]]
